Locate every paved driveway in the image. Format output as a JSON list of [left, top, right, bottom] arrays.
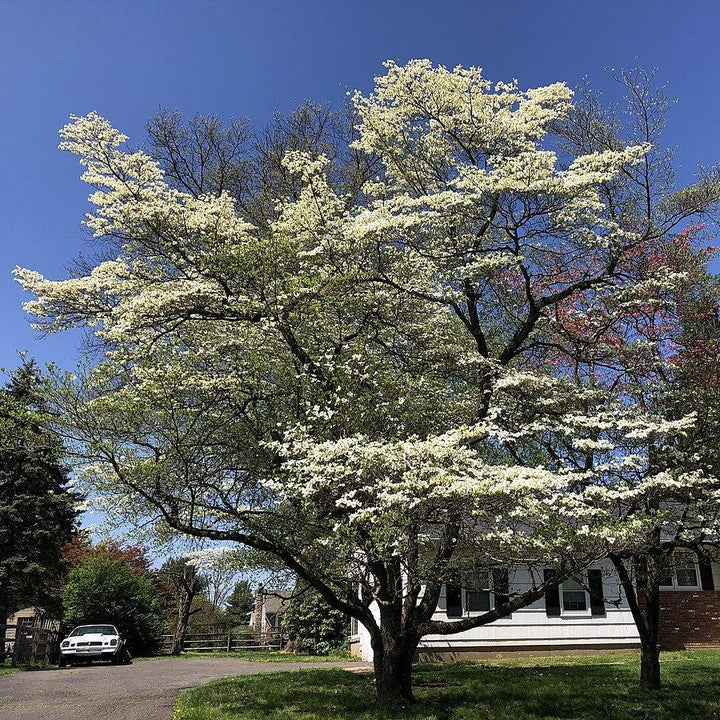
[[0, 658, 370, 720]]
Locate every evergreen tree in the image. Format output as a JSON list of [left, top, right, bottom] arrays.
[[0, 362, 78, 651], [226, 580, 254, 627]]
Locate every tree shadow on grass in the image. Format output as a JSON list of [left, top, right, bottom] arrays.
[[175, 654, 720, 720]]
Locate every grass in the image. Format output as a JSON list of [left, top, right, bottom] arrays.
[[0, 659, 21, 676], [173, 650, 720, 720], [141, 649, 355, 663]]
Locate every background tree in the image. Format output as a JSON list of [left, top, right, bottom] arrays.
[[158, 557, 208, 655], [282, 584, 348, 656], [17, 61, 720, 703], [186, 597, 232, 635], [62, 533, 154, 576], [0, 362, 78, 652], [62, 555, 165, 655], [226, 580, 254, 627]]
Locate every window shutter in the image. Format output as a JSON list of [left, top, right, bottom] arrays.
[[544, 569, 561, 617], [446, 584, 462, 618], [699, 559, 715, 591], [588, 569, 606, 617], [493, 568, 510, 609]]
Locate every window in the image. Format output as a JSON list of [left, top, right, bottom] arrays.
[[445, 569, 509, 618], [561, 578, 587, 611], [660, 555, 700, 589], [465, 571, 491, 612], [545, 568, 605, 617]]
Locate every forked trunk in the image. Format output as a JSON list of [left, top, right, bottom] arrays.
[[610, 553, 664, 690], [371, 630, 419, 705]]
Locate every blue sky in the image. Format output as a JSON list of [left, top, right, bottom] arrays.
[[2, 0, 720, 373]]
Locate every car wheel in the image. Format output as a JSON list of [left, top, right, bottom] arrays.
[[58, 656, 67, 668]]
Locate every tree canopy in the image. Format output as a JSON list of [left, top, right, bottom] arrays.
[[16, 61, 720, 702]]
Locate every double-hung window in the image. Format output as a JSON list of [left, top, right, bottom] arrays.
[[660, 554, 700, 589], [446, 569, 509, 618], [544, 568, 606, 617]]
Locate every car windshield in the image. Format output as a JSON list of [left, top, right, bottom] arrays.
[[69, 625, 117, 636]]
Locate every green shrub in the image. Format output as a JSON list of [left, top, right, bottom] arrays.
[[281, 587, 347, 656], [62, 557, 165, 655]]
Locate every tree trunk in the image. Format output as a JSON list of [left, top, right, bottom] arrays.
[[638, 575, 661, 691], [640, 639, 661, 690], [371, 630, 419, 705], [171, 592, 192, 655], [0, 600, 7, 661], [611, 553, 663, 690]]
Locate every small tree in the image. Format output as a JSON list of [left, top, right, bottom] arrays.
[[63, 556, 165, 655], [226, 580, 254, 627], [282, 585, 348, 655], [158, 557, 208, 654]]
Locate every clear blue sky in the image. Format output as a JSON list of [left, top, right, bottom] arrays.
[[2, 0, 720, 373]]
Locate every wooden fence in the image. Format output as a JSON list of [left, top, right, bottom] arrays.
[[158, 627, 285, 654], [1, 622, 60, 666]]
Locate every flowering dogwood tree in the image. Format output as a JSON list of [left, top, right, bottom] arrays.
[[17, 61, 720, 701]]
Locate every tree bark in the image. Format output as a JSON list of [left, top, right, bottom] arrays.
[[640, 638, 661, 690], [637, 568, 662, 691], [371, 629, 419, 705], [171, 592, 193, 655], [610, 553, 662, 690]]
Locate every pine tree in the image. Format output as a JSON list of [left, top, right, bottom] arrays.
[[0, 362, 78, 651]]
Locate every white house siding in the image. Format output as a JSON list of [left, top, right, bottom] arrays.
[[353, 561, 640, 662]]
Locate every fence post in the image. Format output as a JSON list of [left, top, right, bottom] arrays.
[[11, 625, 22, 667], [226, 632, 232, 652]]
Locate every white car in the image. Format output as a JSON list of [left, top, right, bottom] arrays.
[[58, 624, 130, 666]]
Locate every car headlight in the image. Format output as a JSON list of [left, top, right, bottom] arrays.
[[110, 638, 117, 646], [61, 641, 69, 648]]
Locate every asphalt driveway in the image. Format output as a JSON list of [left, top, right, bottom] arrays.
[[0, 657, 370, 720]]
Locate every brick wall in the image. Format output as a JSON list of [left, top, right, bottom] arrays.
[[659, 590, 720, 649]]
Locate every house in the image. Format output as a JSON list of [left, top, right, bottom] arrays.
[[249, 589, 292, 637], [351, 555, 720, 662]]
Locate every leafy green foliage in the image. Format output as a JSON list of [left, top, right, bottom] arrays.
[[62, 556, 165, 654], [225, 580, 254, 627], [0, 363, 78, 620], [187, 597, 232, 634], [281, 587, 348, 656]]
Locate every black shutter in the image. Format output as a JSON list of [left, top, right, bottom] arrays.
[[493, 568, 510, 609], [588, 569, 606, 617], [544, 569, 561, 617], [446, 584, 462, 618], [699, 559, 715, 591]]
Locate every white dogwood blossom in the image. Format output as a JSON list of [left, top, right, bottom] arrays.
[[15, 61, 720, 702]]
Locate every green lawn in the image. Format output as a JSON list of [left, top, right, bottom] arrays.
[[143, 649, 354, 663], [173, 650, 720, 720]]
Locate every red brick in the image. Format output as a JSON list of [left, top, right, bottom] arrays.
[[658, 591, 720, 649]]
